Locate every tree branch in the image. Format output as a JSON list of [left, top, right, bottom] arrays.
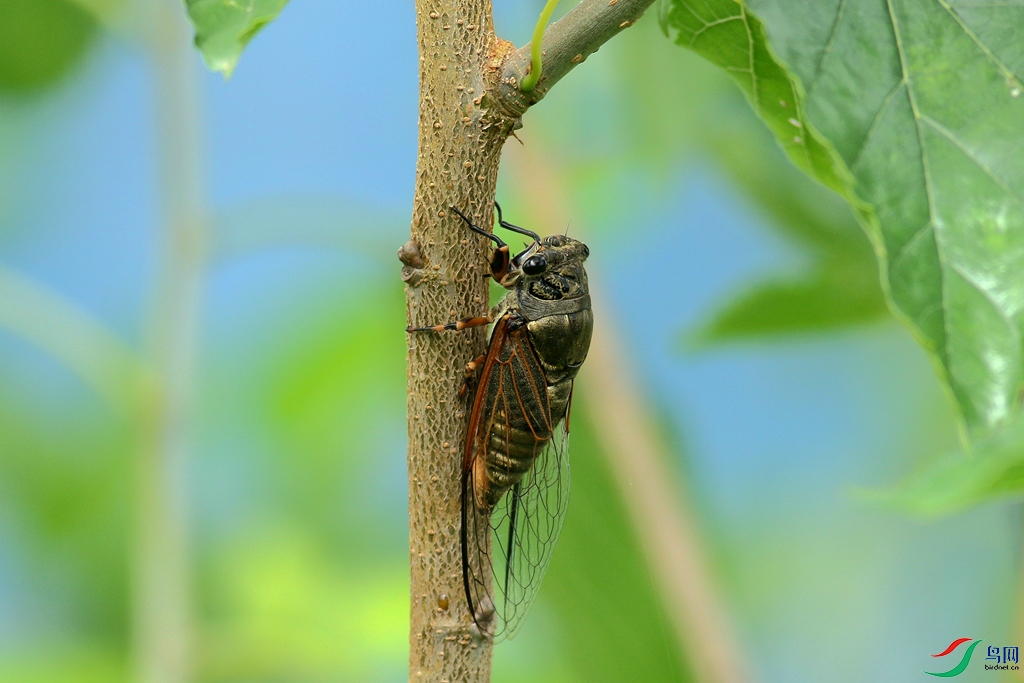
[[134, 3, 208, 682], [493, 0, 658, 118], [406, 2, 505, 681]]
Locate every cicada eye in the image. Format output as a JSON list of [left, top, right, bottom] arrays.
[[522, 254, 547, 275]]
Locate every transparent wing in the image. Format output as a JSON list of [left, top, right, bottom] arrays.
[[461, 317, 572, 640], [490, 411, 570, 640], [462, 315, 513, 637]]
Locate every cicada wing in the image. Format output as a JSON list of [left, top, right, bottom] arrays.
[[490, 412, 570, 640], [462, 457, 495, 634], [462, 316, 571, 640], [462, 314, 514, 637]]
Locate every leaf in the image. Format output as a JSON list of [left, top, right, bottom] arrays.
[[864, 414, 1024, 517], [184, 0, 290, 77], [661, 0, 1024, 440], [0, 0, 97, 92], [692, 264, 886, 345], [0, 391, 133, 636], [659, 0, 854, 195], [694, 116, 888, 342], [255, 281, 406, 536]]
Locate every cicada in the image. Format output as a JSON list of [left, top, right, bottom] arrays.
[[407, 203, 593, 639]]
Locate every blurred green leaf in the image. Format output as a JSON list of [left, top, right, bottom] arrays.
[[0, 648, 125, 683], [692, 265, 886, 345], [710, 122, 865, 256], [268, 283, 404, 448], [0, 391, 132, 640], [539, 404, 693, 683], [67, 0, 125, 27], [864, 414, 1024, 517], [201, 530, 405, 682], [662, 0, 1024, 440], [184, 0, 290, 77], [0, 0, 97, 92], [257, 279, 406, 542], [693, 115, 889, 343]]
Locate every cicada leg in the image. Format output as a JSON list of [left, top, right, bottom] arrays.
[[405, 312, 493, 333], [459, 353, 487, 398], [450, 205, 511, 282], [494, 201, 540, 244]]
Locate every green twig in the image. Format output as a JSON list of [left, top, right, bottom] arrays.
[[495, 0, 657, 115], [0, 266, 144, 415], [520, 0, 560, 92]]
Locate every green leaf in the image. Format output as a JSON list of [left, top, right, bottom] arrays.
[[865, 414, 1024, 517], [661, 0, 1024, 440], [0, 0, 97, 92], [694, 116, 888, 342], [184, 0, 290, 77], [692, 265, 887, 345]]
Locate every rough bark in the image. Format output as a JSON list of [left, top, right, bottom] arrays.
[[405, 1, 509, 680], [404, 1, 658, 681]]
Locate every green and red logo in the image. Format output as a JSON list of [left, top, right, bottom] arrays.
[[926, 638, 982, 677]]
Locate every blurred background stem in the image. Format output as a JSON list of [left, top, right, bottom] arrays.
[[133, 1, 207, 682], [505, 140, 749, 683]]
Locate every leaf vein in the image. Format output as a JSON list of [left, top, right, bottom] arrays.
[[739, 5, 759, 114], [806, 0, 848, 100], [947, 260, 1022, 334], [686, 16, 744, 45], [889, 220, 932, 271], [850, 79, 907, 171], [938, 0, 1024, 86], [886, 0, 953, 374], [920, 114, 1024, 212]]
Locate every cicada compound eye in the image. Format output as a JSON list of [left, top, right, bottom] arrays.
[[522, 253, 547, 275]]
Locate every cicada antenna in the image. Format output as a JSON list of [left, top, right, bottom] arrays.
[[451, 205, 507, 247], [494, 202, 541, 244]]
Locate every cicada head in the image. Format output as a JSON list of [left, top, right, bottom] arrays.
[[505, 234, 590, 300]]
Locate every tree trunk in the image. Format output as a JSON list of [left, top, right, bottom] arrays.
[[404, 1, 513, 681]]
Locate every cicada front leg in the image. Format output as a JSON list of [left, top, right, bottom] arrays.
[[406, 308, 496, 399], [405, 311, 493, 334], [450, 205, 511, 282]]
